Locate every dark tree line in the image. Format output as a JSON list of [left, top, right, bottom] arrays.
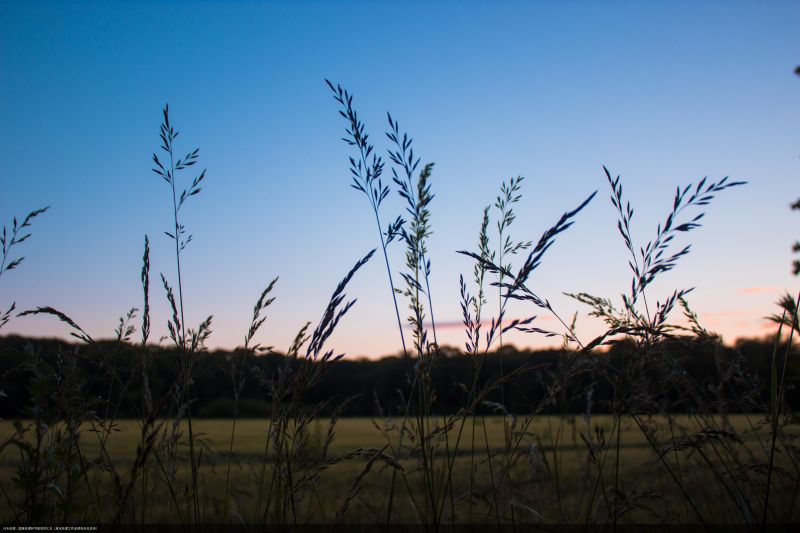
[[0, 334, 796, 419]]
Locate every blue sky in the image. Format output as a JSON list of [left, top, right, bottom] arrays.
[[1, 0, 799, 357]]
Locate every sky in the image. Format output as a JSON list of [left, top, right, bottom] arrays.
[[1, 0, 799, 358]]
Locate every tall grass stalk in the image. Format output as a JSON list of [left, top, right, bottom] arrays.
[[455, 189, 596, 524], [492, 176, 531, 523], [566, 167, 745, 523], [150, 104, 207, 524], [222, 277, 277, 522], [386, 114, 439, 349], [327, 83, 445, 525], [0, 206, 48, 331], [326, 80, 409, 362], [763, 291, 799, 524], [139, 235, 151, 523], [250, 250, 394, 526]]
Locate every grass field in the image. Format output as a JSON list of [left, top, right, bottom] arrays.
[[0, 415, 776, 465], [2, 414, 792, 524]]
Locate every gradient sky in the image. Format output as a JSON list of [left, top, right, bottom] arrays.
[[1, 0, 799, 358]]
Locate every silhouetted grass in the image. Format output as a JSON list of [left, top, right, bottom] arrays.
[[0, 207, 48, 332], [0, 83, 797, 528]]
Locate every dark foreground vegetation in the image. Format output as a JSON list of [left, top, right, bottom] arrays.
[[1, 71, 799, 526], [1, 334, 796, 418]]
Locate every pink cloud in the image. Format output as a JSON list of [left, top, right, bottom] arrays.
[[701, 309, 750, 318], [737, 286, 784, 295], [415, 316, 553, 331]]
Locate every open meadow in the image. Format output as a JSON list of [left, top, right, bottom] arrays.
[[1, 415, 797, 524]]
